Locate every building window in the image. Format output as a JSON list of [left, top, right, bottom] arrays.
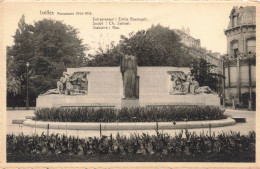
[[231, 41, 238, 58], [232, 16, 237, 27], [247, 39, 256, 54], [231, 9, 237, 28]]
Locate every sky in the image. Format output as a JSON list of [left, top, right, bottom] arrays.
[[2, 2, 252, 56]]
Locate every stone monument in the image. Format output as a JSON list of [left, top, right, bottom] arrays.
[[120, 55, 140, 108], [36, 56, 220, 109], [120, 55, 138, 99]]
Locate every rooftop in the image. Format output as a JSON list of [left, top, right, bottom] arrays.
[[227, 6, 256, 30]]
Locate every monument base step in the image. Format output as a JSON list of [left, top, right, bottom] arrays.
[[121, 99, 140, 108], [232, 118, 246, 123]]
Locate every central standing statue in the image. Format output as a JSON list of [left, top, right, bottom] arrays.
[[120, 55, 138, 99]]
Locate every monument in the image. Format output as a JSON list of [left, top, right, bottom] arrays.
[[120, 55, 139, 99], [120, 55, 140, 107], [36, 55, 220, 108]]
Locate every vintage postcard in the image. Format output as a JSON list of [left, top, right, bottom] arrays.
[[0, 0, 259, 168]]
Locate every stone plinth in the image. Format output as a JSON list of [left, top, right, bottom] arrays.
[[23, 118, 236, 130], [36, 94, 122, 108], [121, 98, 140, 108], [139, 94, 220, 107], [37, 94, 220, 109]]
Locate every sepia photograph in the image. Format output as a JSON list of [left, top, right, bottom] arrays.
[[0, 1, 258, 168]]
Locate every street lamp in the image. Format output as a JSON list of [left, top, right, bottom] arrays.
[[26, 62, 29, 110]]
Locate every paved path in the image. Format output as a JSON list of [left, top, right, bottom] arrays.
[[6, 109, 255, 138]]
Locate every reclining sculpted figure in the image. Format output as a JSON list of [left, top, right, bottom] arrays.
[[170, 72, 214, 95], [191, 78, 214, 94], [42, 72, 88, 95]]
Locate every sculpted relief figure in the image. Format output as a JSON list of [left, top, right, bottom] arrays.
[[169, 71, 214, 95], [57, 77, 64, 94], [180, 73, 192, 94], [191, 78, 214, 94], [42, 72, 88, 95], [169, 71, 186, 95], [69, 71, 89, 94], [120, 55, 139, 99], [61, 72, 73, 95]]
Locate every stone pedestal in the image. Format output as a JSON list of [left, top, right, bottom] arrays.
[[37, 94, 220, 109], [139, 94, 220, 107], [190, 85, 195, 94], [121, 99, 140, 108], [36, 94, 122, 109], [248, 100, 252, 110]]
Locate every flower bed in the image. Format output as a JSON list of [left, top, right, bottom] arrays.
[[7, 131, 255, 162], [34, 106, 226, 122]]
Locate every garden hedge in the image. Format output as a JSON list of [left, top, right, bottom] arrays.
[[34, 106, 226, 122], [7, 131, 255, 162]]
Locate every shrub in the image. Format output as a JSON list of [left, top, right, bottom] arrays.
[[223, 92, 256, 110], [224, 99, 233, 107], [34, 106, 227, 122], [7, 131, 255, 162]]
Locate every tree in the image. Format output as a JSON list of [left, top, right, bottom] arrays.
[[7, 15, 88, 106], [7, 49, 21, 108], [89, 24, 193, 67], [119, 24, 192, 66], [190, 58, 223, 92], [87, 41, 123, 66]]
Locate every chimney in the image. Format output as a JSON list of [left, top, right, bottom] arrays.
[[186, 27, 190, 35], [181, 26, 185, 33]]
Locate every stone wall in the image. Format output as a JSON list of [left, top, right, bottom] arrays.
[[137, 67, 220, 106], [37, 67, 124, 108], [67, 67, 123, 97], [138, 67, 190, 96], [36, 95, 122, 108], [224, 64, 256, 99], [240, 66, 249, 86]]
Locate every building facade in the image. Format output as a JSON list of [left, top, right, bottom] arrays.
[[223, 6, 256, 109], [173, 27, 201, 48], [173, 28, 222, 74]]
